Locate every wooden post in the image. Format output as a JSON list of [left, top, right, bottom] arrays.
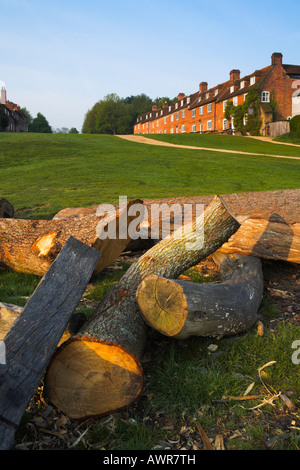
[[0, 237, 101, 450]]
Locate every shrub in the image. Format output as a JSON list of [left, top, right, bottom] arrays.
[[289, 115, 300, 136]]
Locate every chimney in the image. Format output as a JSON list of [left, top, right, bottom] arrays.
[[152, 105, 158, 111], [271, 52, 283, 66], [199, 82, 208, 93], [0, 86, 7, 104], [178, 92, 185, 101], [230, 69, 240, 82], [162, 101, 169, 109]]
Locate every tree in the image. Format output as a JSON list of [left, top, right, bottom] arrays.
[[69, 127, 79, 134], [20, 107, 33, 128], [30, 113, 52, 133], [0, 105, 9, 131]]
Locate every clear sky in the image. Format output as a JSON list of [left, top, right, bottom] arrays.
[[1, 0, 299, 132]]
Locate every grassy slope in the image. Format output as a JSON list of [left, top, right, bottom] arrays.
[[143, 133, 300, 156], [0, 132, 299, 219]]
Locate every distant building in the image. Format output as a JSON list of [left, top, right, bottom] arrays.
[[0, 85, 27, 132], [134, 52, 300, 136]]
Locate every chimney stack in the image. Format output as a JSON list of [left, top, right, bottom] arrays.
[[230, 69, 240, 82], [0, 86, 7, 104], [152, 105, 158, 111], [199, 82, 208, 93], [178, 92, 185, 101], [271, 52, 283, 66], [162, 101, 169, 109]]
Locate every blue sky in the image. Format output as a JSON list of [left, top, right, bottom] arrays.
[[1, 0, 299, 131]]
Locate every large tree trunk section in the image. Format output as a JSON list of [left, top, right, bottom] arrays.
[[0, 302, 86, 345], [0, 198, 14, 218], [219, 217, 300, 264], [0, 237, 101, 450], [0, 199, 143, 276], [136, 252, 263, 340], [45, 195, 240, 420]]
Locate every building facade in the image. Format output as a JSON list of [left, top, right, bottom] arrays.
[[0, 86, 27, 132], [134, 53, 300, 136]]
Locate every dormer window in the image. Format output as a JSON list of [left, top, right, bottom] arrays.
[[250, 76, 256, 85], [150, 113, 152, 118], [181, 100, 184, 106], [230, 85, 235, 93], [198, 96, 201, 102], [214, 89, 219, 96], [187, 97, 190, 104], [175, 103, 178, 109], [206, 93, 209, 99], [240, 81, 245, 89]]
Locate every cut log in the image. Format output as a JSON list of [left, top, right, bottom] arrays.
[[0, 237, 101, 450], [0, 198, 14, 218], [44, 195, 240, 419], [219, 217, 300, 264], [0, 198, 143, 275], [0, 302, 86, 345], [136, 252, 263, 339]]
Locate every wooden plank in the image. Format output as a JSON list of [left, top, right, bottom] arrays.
[[0, 236, 101, 450]]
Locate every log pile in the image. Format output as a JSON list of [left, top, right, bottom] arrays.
[[0, 190, 298, 446]]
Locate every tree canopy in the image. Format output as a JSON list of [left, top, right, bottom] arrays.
[[81, 93, 177, 135]]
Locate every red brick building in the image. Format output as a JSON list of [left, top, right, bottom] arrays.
[[134, 53, 300, 136], [0, 86, 27, 132]]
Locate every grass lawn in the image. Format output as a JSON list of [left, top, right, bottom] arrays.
[[143, 133, 300, 156], [0, 132, 299, 219], [1, 132, 299, 450]]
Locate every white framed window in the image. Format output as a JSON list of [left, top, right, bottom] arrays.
[[146, 122, 148, 128], [187, 97, 190, 104], [192, 124, 196, 132], [233, 96, 238, 106], [181, 100, 184, 106], [243, 115, 248, 125], [214, 89, 219, 96], [164, 117, 167, 124], [170, 127, 174, 133], [250, 76, 256, 85], [157, 120, 159, 127], [175, 103, 178, 109], [169, 106, 171, 112], [152, 122, 154, 128], [146, 115, 148, 119], [198, 96, 201, 102], [171, 114, 174, 122], [176, 112, 179, 120], [223, 119, 227, 130], [244, 93, 248, 102], [223, 100, 227, 112], [182, 109, 185, 118], [261, 91, 270, 102], [138, 124, 140, 129], [192, 109, 196, 118], [230, 85, 234, 93], [150, 113, 152, 118], [207, 120, 212, 130], [206, 92, 209, 99], [164, 130, 167, 134], [156, 112, 158, 117], [160, 110, 163, 115], [182, 125, 185, 133], [207, 103, 212, 113], [240, 81, 245, 89], [199, 106, 204, 115]]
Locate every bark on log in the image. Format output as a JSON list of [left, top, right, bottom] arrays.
[[0, 199, 143, 275], [45, 195, 240, 420], [0, 302, 86, 345], [0, 198, 14, 218], [0, 237, 101, 450], [136, 252, 263, 340], [219, 217, 300, 264]]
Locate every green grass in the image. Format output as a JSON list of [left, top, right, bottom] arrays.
[[0, 132, 299, 219], [274, 132, 300, 145], [143, 133, 300, 156]]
